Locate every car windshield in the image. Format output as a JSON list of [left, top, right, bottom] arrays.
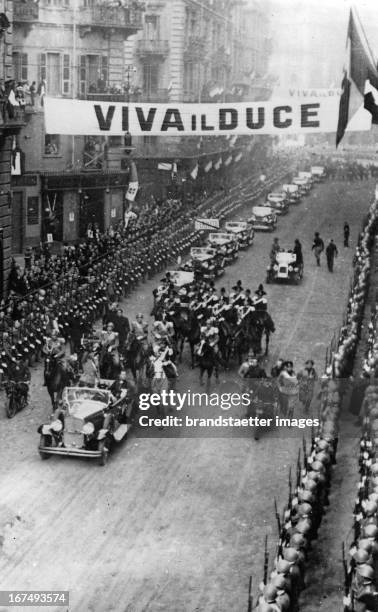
[[63, 387, 110, 407]]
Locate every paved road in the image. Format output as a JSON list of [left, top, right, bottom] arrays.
[[0, 178, 374, 612]]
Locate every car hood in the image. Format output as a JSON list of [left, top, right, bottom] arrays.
[[68, 400, 107, 420]]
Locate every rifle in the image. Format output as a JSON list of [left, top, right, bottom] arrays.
[[302, 437, 308, 472], [247, 575, 253, 612], [342, 542, 351, 599], [296, 448, 302, 490], [263, 535, 269, 585], [288, 466, 293, 507], [274, 498, 281, 535]]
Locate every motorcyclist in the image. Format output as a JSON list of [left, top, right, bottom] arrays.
[[7, 355, 31, 404]]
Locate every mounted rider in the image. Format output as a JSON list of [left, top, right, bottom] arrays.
[[43, 329, 66, 385], [200, 317, 219, 351], [252, 284, 268, 311], [100, 321, 120, 367], [131, 313, 149, 350]]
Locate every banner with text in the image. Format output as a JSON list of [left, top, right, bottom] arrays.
[[44, 96, 372, 136]]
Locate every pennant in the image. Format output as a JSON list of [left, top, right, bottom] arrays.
[[190, 164, 198, 180], [224, 156, 232, 166], [204, 160, 212, 173], [214, 157, 222, 170], [234, 152, 242, 162]]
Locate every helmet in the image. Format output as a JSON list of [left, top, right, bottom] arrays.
[[356, 564, 374, 580], [295, 519, 311, 534], [298, 490, 314, 503], [363, 524, 378, 538], [276, 559, 291, 574], [271, 574, 286, 590], [311, 460, 325, 472], [370, 462, 378, 475], [290, 533, 306, 549], [317, 439, 329, 451], [283, 547, 299, 563], [353, 549, 370, 564], [297, 503, 312, 517], [364, 501, 377, 516], [263, 584, 277, 603], [358, 539, 374, 553]]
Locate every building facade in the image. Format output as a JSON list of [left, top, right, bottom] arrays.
[[10, 0, 272, 252]]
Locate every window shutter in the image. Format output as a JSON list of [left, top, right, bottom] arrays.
[[21, 53, 28, 81], [101, 56, 108, 84], [40, 53, 46, 82], [79, 55, 86, 95], [62, 53, 70, 95]]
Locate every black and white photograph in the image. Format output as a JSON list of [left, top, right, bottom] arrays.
[[1, 0, 378, 610]]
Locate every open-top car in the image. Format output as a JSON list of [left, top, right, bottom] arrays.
[[207, 232, 239, 263], [37, 384, 131, 465], [224, 221, 254, 249], [248, 206, 277, 231], [266, 192, 289, 214], [266, 250, 303, 284]]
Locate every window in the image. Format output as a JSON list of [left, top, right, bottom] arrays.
[[143, 64, 158, 97], [13, 52, 28, 82], [27, 197, 39, 225], [44, 134, 60, 156], [80, 55, 108, 95], [145, 14, 159, 40], [39, 53, 70, 95]]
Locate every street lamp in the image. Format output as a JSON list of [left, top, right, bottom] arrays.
[[125, 65, 137, 103]]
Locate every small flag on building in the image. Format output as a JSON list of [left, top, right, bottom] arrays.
[[204, 160, 212, 173], [234, 152, 243, 162], [214, 157, 222, 170], [224, 156, 232, 166], [230, 135, 238, 147], [336, 7, 378, 147], [190, 163, 199, 180]]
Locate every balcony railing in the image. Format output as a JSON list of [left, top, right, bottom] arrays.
[[136, 39, 169, 59], [78, 4, 143, 33], [13, 0, 39, 23], [0, 105, 27, 132]]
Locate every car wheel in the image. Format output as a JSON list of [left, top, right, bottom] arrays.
[[39, 434, 51, 460], [98, 440, 109, 466], [6, 394, 17, 419]]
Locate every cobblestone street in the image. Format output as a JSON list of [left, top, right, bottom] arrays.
[[0, 178, 374, 612]]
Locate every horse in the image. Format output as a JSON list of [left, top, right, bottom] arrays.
[[98, 346, 120, 380], [169, 311, 200, 367], [218, 319, 234, 366], [244, 310, 276, 355], [123, 331, 148, 383], [45, 355, 76, 409], [196, 340, 218, 386]]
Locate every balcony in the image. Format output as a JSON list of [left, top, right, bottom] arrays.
[[136, 39, 169, 60], [184, 35, 208, 61], [141, 89, 169, 103], [78, 2, 144, 38], [0, 105, 27, 133], [13, 0, 39, 23]]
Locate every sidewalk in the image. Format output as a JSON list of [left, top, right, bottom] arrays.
[[299, 238, 378, 611]]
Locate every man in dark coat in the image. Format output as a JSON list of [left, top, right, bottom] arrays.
[[325, 239, 338, 272]]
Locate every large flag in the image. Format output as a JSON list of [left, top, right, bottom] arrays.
[[336, 8, 378, 146]]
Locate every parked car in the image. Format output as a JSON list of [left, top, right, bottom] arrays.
[[224, 221, 255, 249], [266, 250, 303, 284], [248, 206, 277, 231], [37, 384, 132, 465], [207, 232, 239, 263], [282, 184, 301, 203], [181, 247, 225, 278], [292, 176, 311, 195], [311, 166, 326, 181], [266, 192, 289, 214]]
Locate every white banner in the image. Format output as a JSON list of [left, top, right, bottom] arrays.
[[126, 181, 138, 202], [44, 96, 373, 136], [195, 218, 220, 230]]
